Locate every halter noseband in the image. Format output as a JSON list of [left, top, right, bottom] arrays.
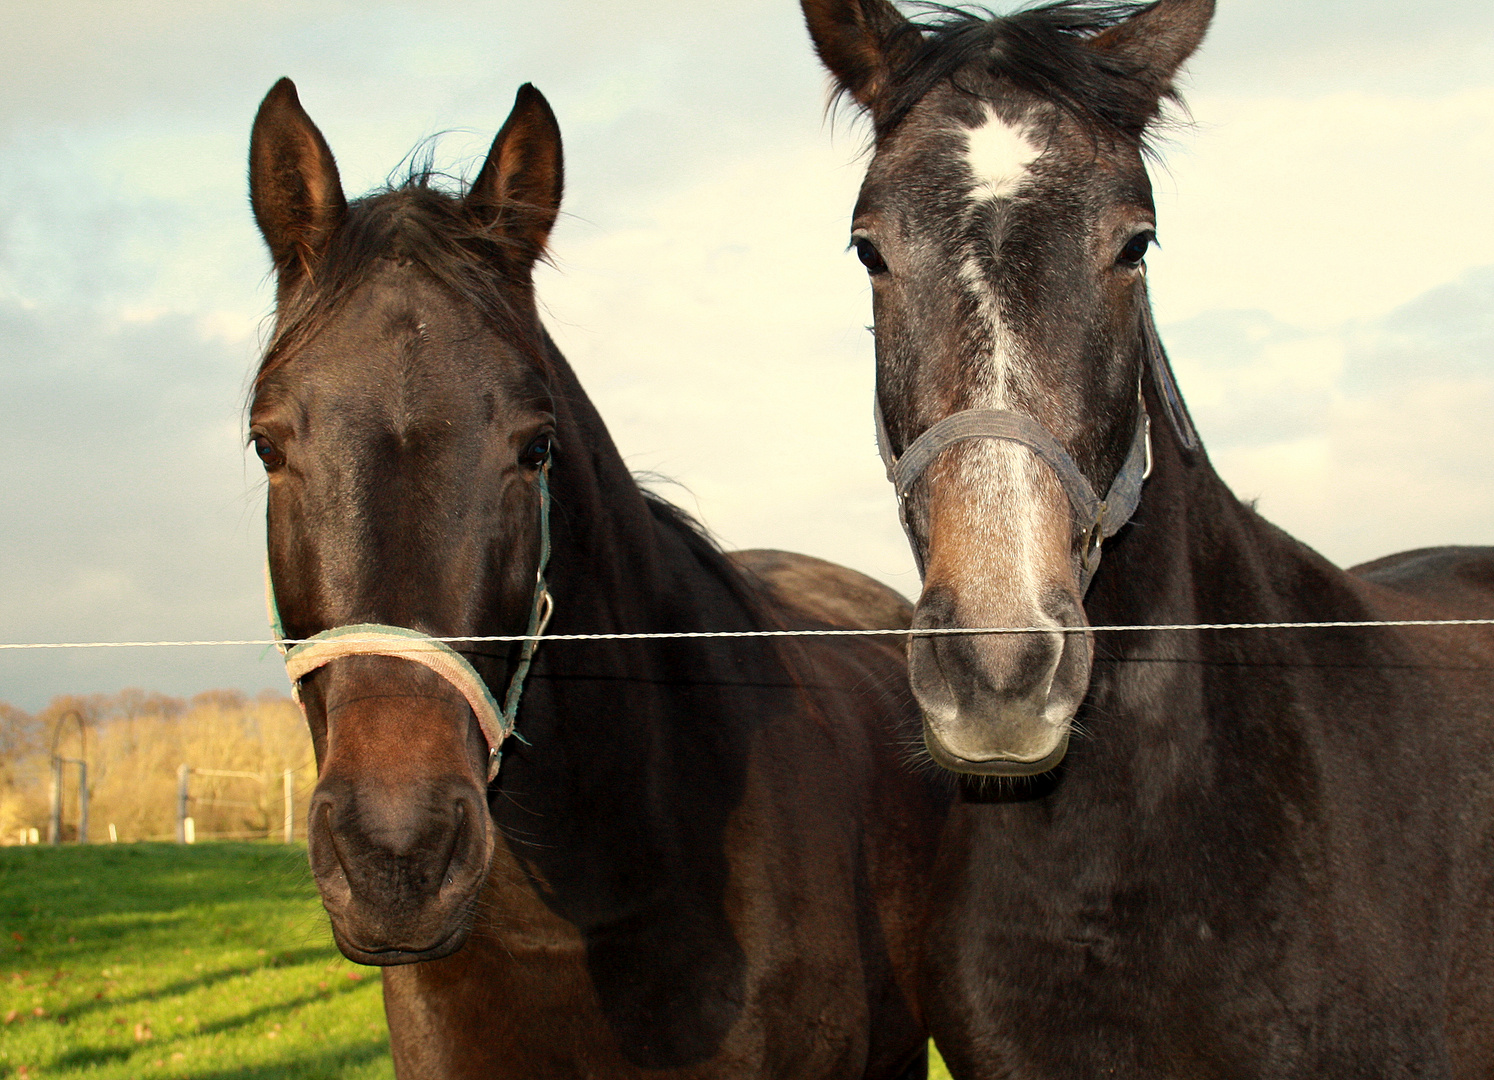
[[875, 306, 1194, 594], [270, 460, 555, 783]]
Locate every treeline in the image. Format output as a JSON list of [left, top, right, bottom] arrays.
[[0, 689, 312, 845]]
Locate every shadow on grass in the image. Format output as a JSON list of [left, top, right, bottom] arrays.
[[47, 979, 376, 1071], [41, 943, 340, 1025], [184, 1041, 389, 1080], [192, 980, 372, 1039], [46, 1038, 389, 1079]]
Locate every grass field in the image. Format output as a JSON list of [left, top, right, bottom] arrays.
[[0, 843, 951, 1079], [0, 843, 389, 1080]]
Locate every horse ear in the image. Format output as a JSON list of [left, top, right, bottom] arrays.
[[1087, 0, 1215, 95], [466, 84, 564, 265], [249, 78, 346, 282], [800, 0, 915, 112]]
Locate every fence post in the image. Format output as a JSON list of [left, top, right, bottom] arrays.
[[77, 760, 88, 844], [176, 764, 190, 844], [48, 710, 87, 844], [48, 757, 62, 845], [283, 769, 294, 843]]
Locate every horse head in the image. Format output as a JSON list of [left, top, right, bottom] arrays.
[[803, 0, 1212, 774], [248, 79, 563, 962]]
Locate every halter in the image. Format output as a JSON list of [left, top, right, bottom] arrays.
[[875, 305, 1195, 593], [269, 460, 555, 783]]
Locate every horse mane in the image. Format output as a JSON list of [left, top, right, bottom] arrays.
[[869, 1, 1180, 147], [638, 488, 780, 628], [255, 170, 543, 392]]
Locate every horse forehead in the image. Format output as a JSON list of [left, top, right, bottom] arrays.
[[871, 89, 1152, 228], [867, 100, 1047, 228], [339, 266, 478, 349], [309, 274, 499, 403], [962, 105, 1043, 204]]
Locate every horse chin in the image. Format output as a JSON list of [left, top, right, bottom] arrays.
[[921, 720, 1070, 776], [329, 921, 475, 967]]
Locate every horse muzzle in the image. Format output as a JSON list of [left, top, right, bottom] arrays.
[[308, 772, 494, 965], [907, 583, 1091, 776], [303, 661, 498, 965]]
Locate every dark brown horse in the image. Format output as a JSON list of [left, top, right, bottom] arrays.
[[247, 78, 948, 1079], [803, 0, 1494, 1075]]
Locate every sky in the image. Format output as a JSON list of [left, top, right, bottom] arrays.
[[1, 0, 1491, 711]]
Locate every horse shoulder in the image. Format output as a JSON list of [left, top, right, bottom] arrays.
[[727, 548, 913, 630], [729, 547, 943, 1073]]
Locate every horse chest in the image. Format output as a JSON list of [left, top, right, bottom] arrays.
[[924, 765, 1464, 1079], [380, 829, 875, 1080]]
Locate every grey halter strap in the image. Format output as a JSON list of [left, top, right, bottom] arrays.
[[875, 398, 1149, 592], [874, 307, 1189, 593]]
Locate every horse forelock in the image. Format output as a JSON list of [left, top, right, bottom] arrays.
[[253, 180, 548, 397], [872, 1, 1179, 151]]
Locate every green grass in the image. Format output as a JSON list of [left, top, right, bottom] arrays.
[[0, 843, 389, 1079], [0, 843, 953, 1079]]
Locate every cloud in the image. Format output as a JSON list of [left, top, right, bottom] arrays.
[[1150, 87, 1494, 329], [539, 136, 917, 594], [1165, 264, 1494, 566], [0, 1, 847, 711], [1160, 309, 1338, 447], [1347, 264, 1494, 388], [1192, 0, 1494, 96], [1, 0, 1490, 710], [0, 298, 281, 708]]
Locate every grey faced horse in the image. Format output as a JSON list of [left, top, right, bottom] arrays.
[[803, 1, 1494, 1074]]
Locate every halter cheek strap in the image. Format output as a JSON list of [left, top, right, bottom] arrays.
[[268, 461, 555, 783]]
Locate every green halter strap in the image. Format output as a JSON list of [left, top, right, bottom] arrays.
[[269, 461, 554, 783]]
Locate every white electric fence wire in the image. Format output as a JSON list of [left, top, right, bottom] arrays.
[[3, 618, 1494, 651]]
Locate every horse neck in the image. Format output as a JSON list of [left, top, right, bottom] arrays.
[[1082, 374, 1376, 689], [535, 330, 766, 640], [486, 333, 781, 924]]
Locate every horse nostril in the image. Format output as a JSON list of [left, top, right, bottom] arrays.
[[437, 798, 479, 899], [308, 800, 352, 906], [914, 583, 956, 628], [1041, 585, 1085, 632]]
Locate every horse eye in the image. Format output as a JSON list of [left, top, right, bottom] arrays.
[[251, 435, 283, 470], [853, 237, 888, 275], [521, 434, 552, 468], [1117, 231, 1155, 268]]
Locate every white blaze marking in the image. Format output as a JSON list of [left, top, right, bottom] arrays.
[[956, 255, 1026, 407], [951, 109, 1067, 658], [957, 106, 1042, 408], [962, 106, 1040, 203]]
